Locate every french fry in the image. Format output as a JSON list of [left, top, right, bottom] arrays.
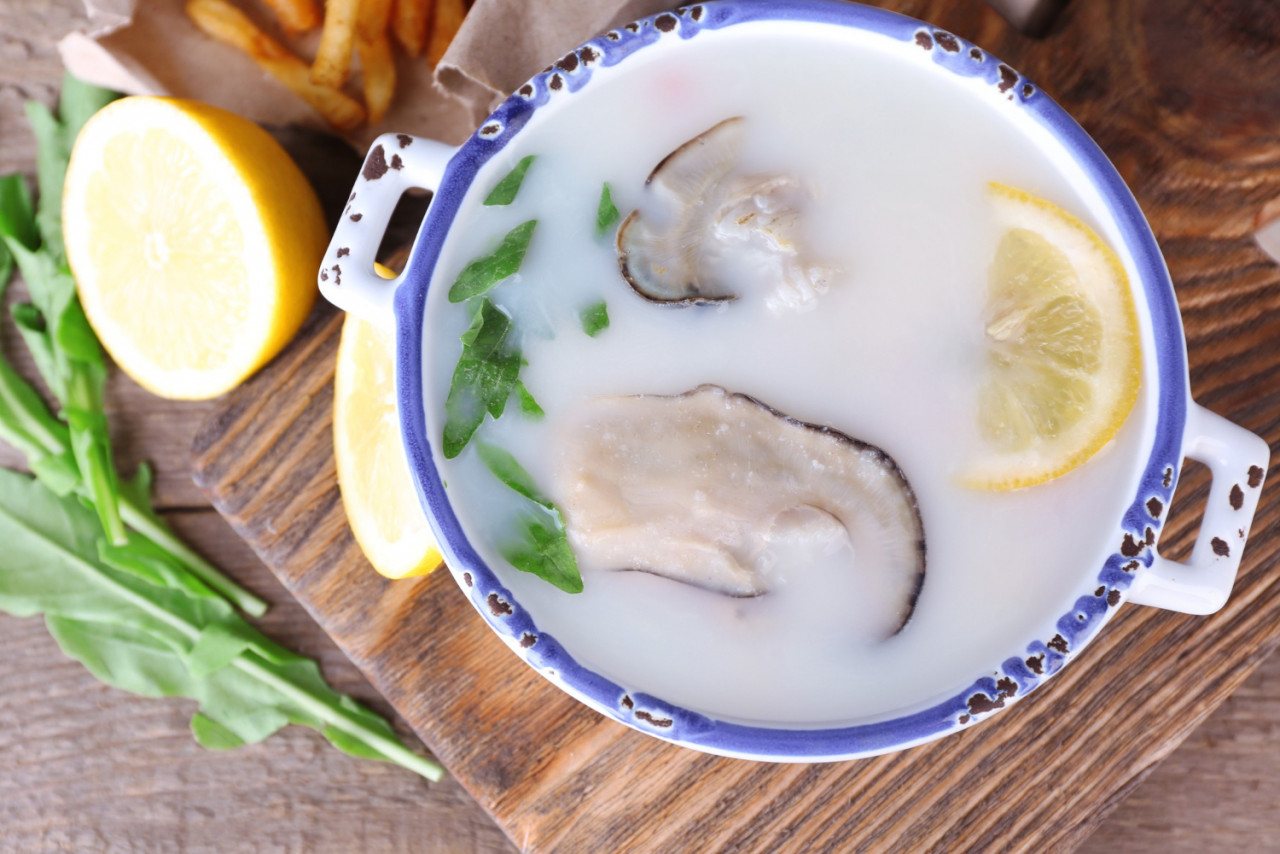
[[358, 33, 396, 125], [311, 0, 362, 88], [426, 0, 465, 68], [263, 0, 322, 34], [357, 0, 394, 41], [186, 0, 366, 133], [391, 0, 430, 57]]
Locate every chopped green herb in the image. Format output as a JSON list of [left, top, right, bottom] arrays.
[[477, 442, 554, 509], [447, 219, 538, 303], [483, 155, 536, 206], [580, 300, 610, 337], [515, 380, 544, 419], [596, 183, 620, 237], [503, 514, 583, 594], [443, 299, 521, 458], [476, 443, 582, 593]]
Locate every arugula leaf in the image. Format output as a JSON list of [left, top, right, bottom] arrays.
[[483, 156, 535, 206], [502, 513, 582, 594], [0, 325, 265, 614], [476, 442, 554, 509], [596, 183, 620, 237], [476, 443, 583, 593], [580, 300, 610, 337], [0, 174, 38, 251], [0, 469, 442, 779], [24, 101, 68, 267], [22, 76, 118, 267], [0, 78, 128, 544], [515, 380, 544, 419], [442, 299, 521, 457], [57, 73, 119, 146], [447, 220, 537, 303]]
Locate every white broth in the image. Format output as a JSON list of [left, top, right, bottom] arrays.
[[423, 22, 1153, 726]]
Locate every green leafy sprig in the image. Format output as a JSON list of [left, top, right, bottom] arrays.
[[0, 75, 442, 778], [0, 468, 441, 779], [0, 77, 265, 616]]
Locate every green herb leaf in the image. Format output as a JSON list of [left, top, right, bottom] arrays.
[[477, 444, 583, 594], [483, 155, 535, 206], [447, 220, 537, 303], [476, 442, 554, 509], [0, 174, 38, 252], [580, 300, 610, 337], [21, 76, 118, 266], [0, 470, 442, 779], [57, 73, 118, 148], [191, 712, 247, 750], [24, 101, 68, 266], [596, 183, 620, 236], [443, 299, 521, 457], [515, 380, 544, 419], [503, 513, 583, 594]]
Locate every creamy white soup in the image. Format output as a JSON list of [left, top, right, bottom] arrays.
[[423, 22, 1153, 726]]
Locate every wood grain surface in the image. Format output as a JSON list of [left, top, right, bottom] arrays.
[[187, 1, 1280, 852], [3, 0, 1280, 851]]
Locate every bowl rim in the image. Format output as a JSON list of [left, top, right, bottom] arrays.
[[391, 0, 1189, 761]]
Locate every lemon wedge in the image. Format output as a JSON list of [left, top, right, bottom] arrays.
[[62, 96, 324, 400], [334, 272, 444, 579], [966, 183, 1141, 490]]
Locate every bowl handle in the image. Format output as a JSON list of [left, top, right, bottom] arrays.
[[318, 133, 456, 327], [1128, 403, 1270, 614]]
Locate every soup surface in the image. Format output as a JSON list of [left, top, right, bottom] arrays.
[[423, 22, 1153, 726]]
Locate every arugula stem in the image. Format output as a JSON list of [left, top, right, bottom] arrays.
[[117, 498, 268, 618], [0, 348, 265, 614], [65, 366, 125, 545], [7, 505, 437, 778], [231, 654, 445, 781], [7, 509, 201, 642]]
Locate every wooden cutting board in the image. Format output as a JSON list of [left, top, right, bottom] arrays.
[[191, 0, 1280, 850]]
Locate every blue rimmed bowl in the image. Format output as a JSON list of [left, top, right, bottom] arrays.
[[318, 0, 1269, 761]]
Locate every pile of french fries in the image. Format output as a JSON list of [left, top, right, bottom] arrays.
[[186, 0, 470, 132]]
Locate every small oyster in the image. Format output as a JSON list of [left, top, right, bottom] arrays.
[[617, 118, 832, 312], [552, 386, 926, 637]]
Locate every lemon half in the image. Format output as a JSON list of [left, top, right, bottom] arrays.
[[63, 97, 324, 400], [966, 183, 1142, 490], [334, 281, 443, 580]]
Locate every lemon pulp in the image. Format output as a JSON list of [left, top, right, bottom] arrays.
[[967, 183, 1142, 490], [334, 275, 443, 580], [63, 96, 323, 399]]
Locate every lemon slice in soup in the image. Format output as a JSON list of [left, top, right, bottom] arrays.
[[965, 183, 1141, 490]]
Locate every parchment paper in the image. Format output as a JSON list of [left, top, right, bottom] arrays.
[[59, 0, 1047, 145], [58, 0, 472, 146], [57, 0, 677, 147], [434, 0, 677, 126]]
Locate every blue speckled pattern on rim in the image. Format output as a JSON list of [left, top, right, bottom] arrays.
[[390, 1, 1188, 761]]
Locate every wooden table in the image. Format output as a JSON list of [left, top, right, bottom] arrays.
[[1, 2, 1276, 851]]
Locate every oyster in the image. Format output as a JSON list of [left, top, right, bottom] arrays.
[[617, 118, 832, 312], [552, 385, 926, 636]]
